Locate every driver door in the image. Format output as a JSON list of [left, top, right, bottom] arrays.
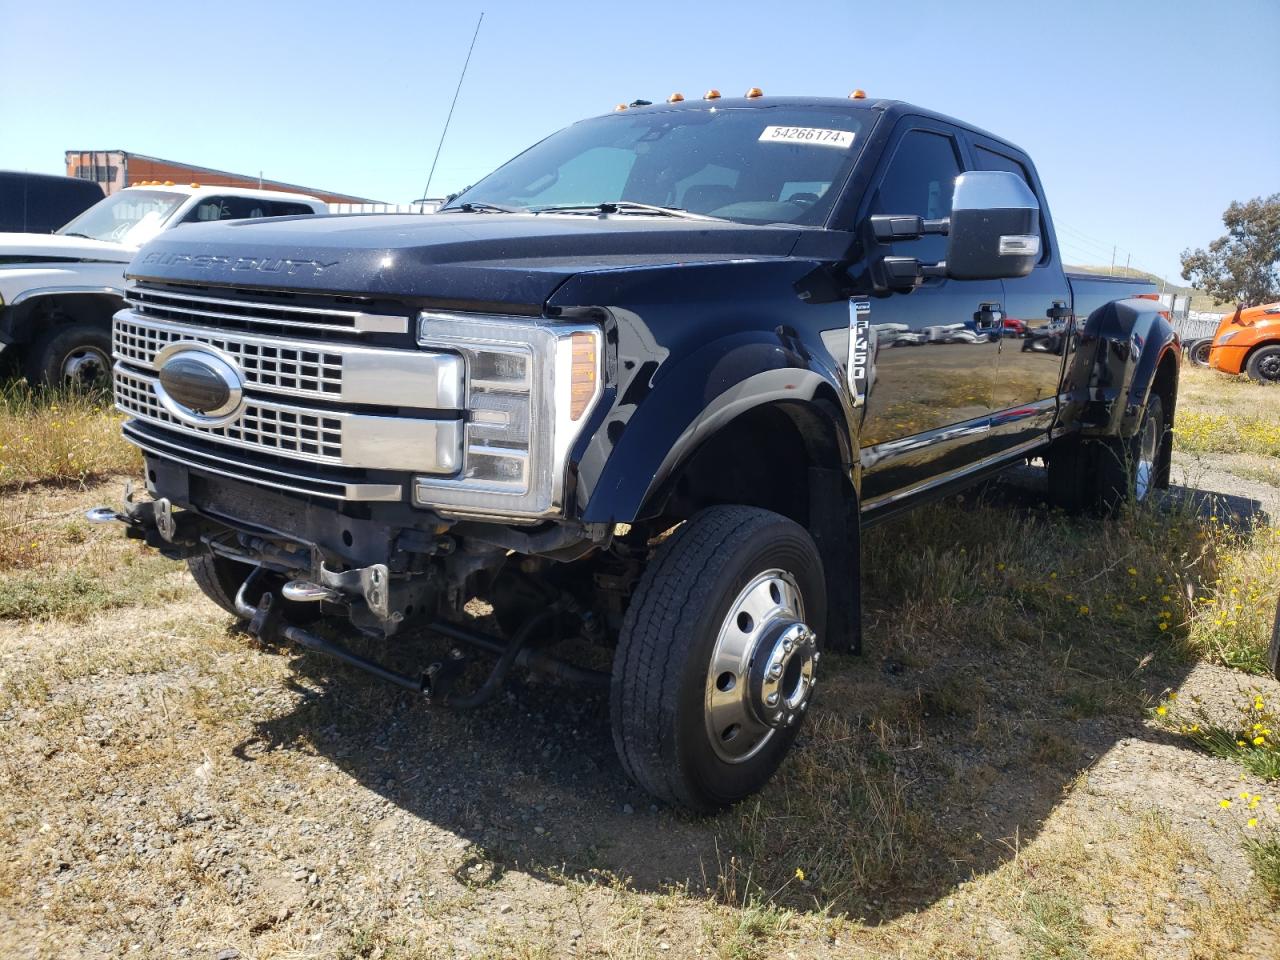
[[857, 122, 1003, 507]]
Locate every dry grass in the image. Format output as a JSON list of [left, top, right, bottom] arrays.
[[0, 382, 139, 489], [0, 367, 1278, 956]]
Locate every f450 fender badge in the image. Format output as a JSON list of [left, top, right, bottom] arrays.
[[849, 298, 872, 407]]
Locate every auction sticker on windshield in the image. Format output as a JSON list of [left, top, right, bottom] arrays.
[[758, 126, 855, 148]]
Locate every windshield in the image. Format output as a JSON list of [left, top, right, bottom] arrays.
[[57, 190, 186, 245], [445, 105, 868, 226]]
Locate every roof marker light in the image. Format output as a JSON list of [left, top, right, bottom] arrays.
[[667, 92, 684, 103], [190, 182, 200, 188], [704, 89, 721, 99], [745, 87, 764, 99], [849, 89, 867, 99], [163, 180, 174, 186], [614, 103, 628, 111]]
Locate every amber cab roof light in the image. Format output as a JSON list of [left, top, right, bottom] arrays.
[[704, 89, 721, 99], [667, 92, 685, 103], [849, 89, 867, 99], [744, 87, 764, 99]]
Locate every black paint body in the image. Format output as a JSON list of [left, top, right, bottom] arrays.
[[127, 98, 1179, 541]]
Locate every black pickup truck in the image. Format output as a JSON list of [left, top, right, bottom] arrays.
[[95, 93, 1179, 811]]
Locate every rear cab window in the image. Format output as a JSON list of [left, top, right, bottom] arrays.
[[971, 143, 1052, 265]]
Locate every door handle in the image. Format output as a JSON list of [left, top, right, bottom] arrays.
[[974, 303, 1003, 331], [1046, 301, 1070, 321]]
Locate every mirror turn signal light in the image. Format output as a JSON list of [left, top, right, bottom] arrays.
[[704, 89, 721, 99], [745, 87, 764, 98], [667, 92, 684, 103], [849, 89, 867, 99]]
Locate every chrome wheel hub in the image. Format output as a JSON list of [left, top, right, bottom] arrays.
[[1135, 414, 1159, 501], [62, 348, 110, 387], [705, 569, 817, 764]]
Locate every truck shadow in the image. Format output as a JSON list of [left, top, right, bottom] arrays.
[[230, 473, 1236, 922]]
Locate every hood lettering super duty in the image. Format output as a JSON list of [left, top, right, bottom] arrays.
[[140, 251, 339, 276]]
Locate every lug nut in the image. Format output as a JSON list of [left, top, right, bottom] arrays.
[[783, 638, 793, 652], [769, 663, 783, 679], [787, 714, 796, 725], [766, 692, 779, 706], [813, 651, 821, 663]]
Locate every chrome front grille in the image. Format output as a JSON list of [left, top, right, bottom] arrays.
[[125, 284, 409, 335], [114, 316, 344, 402], [116, 365, 345, 461], [113, 286, 466, 496]]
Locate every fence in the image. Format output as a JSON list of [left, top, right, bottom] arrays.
[[327, 202, 440, 215], [1173, 314, 1224, 342]]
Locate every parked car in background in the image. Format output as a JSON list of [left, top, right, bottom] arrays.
[[0, 171, 104, 234], [1208, 302, 1280, 383], [0, 183, 326, 387]]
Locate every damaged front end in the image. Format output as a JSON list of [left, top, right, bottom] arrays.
[[87, 480, 608, 707]]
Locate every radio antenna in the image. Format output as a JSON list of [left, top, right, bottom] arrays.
[[421, 11, 484, 202]]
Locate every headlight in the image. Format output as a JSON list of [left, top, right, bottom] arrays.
[[414, 311, 603, 520], [1216, 330, 1238, 344]]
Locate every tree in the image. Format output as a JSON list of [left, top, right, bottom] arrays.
[[1180, 194, 1280, 306]]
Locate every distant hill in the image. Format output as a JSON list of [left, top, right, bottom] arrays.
[[1064, 265, 1236, 314]]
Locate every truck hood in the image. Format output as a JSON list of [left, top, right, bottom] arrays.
[[0, 231, 133, 263], [128, 212, 810, 310]]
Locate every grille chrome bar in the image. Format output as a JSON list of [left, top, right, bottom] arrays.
[[123, 422, 402, 502], [115, 364, 461, 473], [126, 285, 408, 335], [114, 311, 463, 408]]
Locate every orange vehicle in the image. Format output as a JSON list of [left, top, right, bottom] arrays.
[[1208, 302, 1280, 382]]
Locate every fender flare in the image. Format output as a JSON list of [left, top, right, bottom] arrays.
[[577, 331, 855, 524], [1078, 297, 1180, 439]]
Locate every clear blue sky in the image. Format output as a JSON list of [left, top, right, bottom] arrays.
[[2, 0, 1276, 284]]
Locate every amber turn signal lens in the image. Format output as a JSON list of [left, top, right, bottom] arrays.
[[745, 87, 763, 99], [614, 103, 628, 111], [569, 332, 599, 421], [667, 92, 684, 103], [849, 89, 867, 99], [704, 89, 721, 99]]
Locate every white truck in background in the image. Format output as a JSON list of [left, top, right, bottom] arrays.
[[0, 183, 326, 387]]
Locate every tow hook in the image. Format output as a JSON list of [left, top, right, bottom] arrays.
[[85, 482, 176, 540]]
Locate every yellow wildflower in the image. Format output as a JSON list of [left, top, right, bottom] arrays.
[[1156, 706, 1167, 716], [794, 868, 805, 881], [1220, 799, 1232, 808]]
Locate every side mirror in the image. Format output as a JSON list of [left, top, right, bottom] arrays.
[[945, 171, 1041, 281]]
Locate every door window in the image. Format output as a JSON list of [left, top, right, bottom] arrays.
[[974, 145, 1050, 263], [871, 129, 962, 262]]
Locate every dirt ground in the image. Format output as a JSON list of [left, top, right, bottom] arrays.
[[1, 441, 1278, 958]]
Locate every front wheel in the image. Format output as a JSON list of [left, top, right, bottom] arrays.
[[1245, 345, 1280, 384], [610, 506, 826, 812], [25, 323, 113, 390]]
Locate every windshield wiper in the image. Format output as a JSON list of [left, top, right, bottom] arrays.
[[61, 232, 96, 239], [439, 201, 523, 214], [533, 201, 721, 221]]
